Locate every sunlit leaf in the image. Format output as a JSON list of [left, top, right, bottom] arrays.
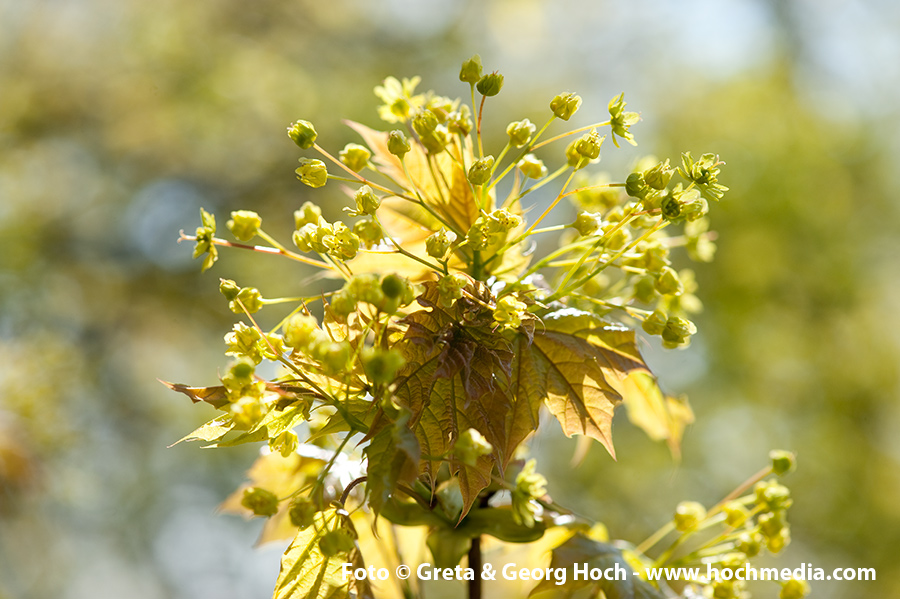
[[169, 414, 235, 446], [160, 381, 230, 409], [273, 508, 373, 599], [620, 371, 694, 458]]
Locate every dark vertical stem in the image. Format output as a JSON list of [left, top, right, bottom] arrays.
[[468, 535, 482, 599]]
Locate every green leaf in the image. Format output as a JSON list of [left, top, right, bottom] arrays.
[[530, 533, 664, 598], [169, 414, 235, 446], [273, 508, 373, 599], [210, 402, 308, 448], [364, 411, 420, 515]]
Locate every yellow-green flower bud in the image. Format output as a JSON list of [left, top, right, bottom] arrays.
[[759, 510, 786, 538], [662, 316, 697, 346], [294, 201, 322, 228], [737, 531, 764, 558], [625, 172, 648, 199], [230, 287, 263, 314], [459, 54, 483, 83], [767, 528, 791, 554], [575, 129, 605, 160], [387, 129, 411, 158], [550, 92, 582, 121], [354, 218, 383, 247], [493, 295, 527, 328], [326, 221, 360, 260], [219, 278, 241, 301], [608, 93, 639, 147], [448, 106, 473, 136], [230, 396, 264, 430], [565, 140, 586, 169], [241, 487, 279, 517], [227, 210, 262, 242], [412, 110, 439, 136], [770, 450, 797, 476], [476, 72, 504, 97], [269, 430, 299, 458], [755, 481, 793, 511], [724, 501, 750, 527], [780, 578, 810, 599], [641, 309, 667, 336], [284, 314, 319, 349], [673, 500, 706, 531], [489, 208, 522, 232], [380, 273, 413, 304], [296, 158, 328, 188], [330, 290, 357, 318], [711, 580, 737, 599], [425, 228, 457, 260], [339, 143, 371, 172], [288, 497, 316, 529], [467, 156, 494, 186], [655, 266, 684, 296], [571, 212, 603, 237], [643, 159, 674, 190], [361, 347, 406, 385], [287, 119, 317, 149], [506, 118, 536, 148], [316, 341, 351, 374], [354, 185, 380, 215], [518, 154, 547, 179], [438, 273, 469, 308], [454, 428, 493, 466]]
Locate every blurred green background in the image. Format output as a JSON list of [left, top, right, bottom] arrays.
[[1, 1, 898, 598]]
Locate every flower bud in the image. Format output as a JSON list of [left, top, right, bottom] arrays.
[[339, 143, 371, 172], [467, 156, 494, 186], [438, 273, 469, 308], [317, 341, 352, 374], [425, 228, 457, 260], [412, 110, 439, 137], [269, 430, 299, 458], [294, 201, 322, 228], [284, 314, 320, 349], [227, 210, 262, 242], [641, 309, 667, 336], [766, 528, 791, 554], [662, 316, 697, 346], [755, 481, 793, 511], [459, 54, 483, 83], [241, 487, 279, 517], [295, 158, 328, 188], [354, 185, 380, 215], [352, 218, 382, 247], [219, 278, 241, 301], [770, 450, 797, 476], [476, 72, 504, 97], [550, 92, 582, 121], [506, 118, 536, 148], [673, 500, 706, 531], [643, 159, 674, 190], [571, 212, 603, 237], [454, 428, 493, 466], [625, 172, 648, 199], [230, 396, 264, 430], [575, 129, 605, 160], [387, 129, 411, 158], [655, 266, 684, 296], [287, 120, 317, 149], [230, 287, 263, 314], [493, 295, 527, 328], [380, 273, 413, 304], [608, 93, 639, 147], [289, 497, 317, 529], [737, 531, 764, 558], [489, 208, 522, 232], [565, 140, 585, 169], [724, 501, 750, 527], [361, 347, 406, 384], [448, 106, 473, 136], [780, 578, 810, 599], [518, 154, 547, 179], [759, 510, 786, 538]]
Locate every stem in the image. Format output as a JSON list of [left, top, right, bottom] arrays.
[[468, 536, 482, 599], [340, 476, 367, 505], [529, 120, 611, 152], [180, 232, 332, 270], [523, 169, 577, 234]]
